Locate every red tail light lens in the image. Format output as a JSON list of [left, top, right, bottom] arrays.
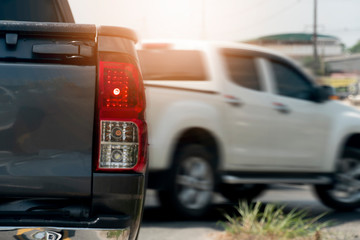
[[97, 61, 147, 173], [99, 62, 144, 117]]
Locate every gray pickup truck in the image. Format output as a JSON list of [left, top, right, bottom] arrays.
[[0, 1, 147, 240]]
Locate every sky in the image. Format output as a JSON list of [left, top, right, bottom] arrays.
[[68, 0, 360, 48]]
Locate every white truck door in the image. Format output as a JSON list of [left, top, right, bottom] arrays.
[[263, 58, 331, 168], [221, 49, 280, 170]]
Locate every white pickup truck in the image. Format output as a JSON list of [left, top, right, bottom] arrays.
[[138, 40, 360, 218]]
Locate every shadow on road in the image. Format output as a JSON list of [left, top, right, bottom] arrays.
[[142, 197, 360, 231], [142, 202, 235, 223], [140, 187, 360, 240]]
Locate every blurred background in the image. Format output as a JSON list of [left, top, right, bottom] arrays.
[[67, 1, 360, 239], [69, 0, 360, 101]]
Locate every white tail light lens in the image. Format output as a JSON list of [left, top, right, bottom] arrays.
[[99, 121, 139, 169]]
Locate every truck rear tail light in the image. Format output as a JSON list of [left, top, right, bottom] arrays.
[[99, 121, 139, 169], [99, 61, 143, 114], [97, 60, 147, 173]]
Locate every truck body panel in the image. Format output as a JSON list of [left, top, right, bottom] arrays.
[[0, 2, 147, 239]]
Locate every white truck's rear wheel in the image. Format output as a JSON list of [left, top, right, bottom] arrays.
[[158, 144, 215, 218]]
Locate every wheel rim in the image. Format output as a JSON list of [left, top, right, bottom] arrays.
[[175, 156, 213, 210], [330, 157, 360, 203]]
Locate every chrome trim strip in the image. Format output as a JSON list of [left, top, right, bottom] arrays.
[[222, 175, 331, 184], [144, 84, 219, 95], [0, 227, 130, 240], [100, 142, 139, 146]]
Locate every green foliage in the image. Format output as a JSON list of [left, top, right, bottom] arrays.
[[107, 230, 127, 240], [302, 56, 317, 69], [349, 40, 360, 53], [220, 201, 330, 240], [301, 56, 325, 76]]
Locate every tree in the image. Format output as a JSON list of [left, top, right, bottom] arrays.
[[349, 40, 360, 53], [301, 56, 325, 76]]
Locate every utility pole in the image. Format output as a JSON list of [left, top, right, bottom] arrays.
[[313, 0, 319, 74]]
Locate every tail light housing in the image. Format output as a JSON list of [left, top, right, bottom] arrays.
[[96, 60, 147, 173]]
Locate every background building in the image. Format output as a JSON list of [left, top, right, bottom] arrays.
[[245, 33, 344, 62], [325, 54, 360, 75], [246, 33, 360, 99]]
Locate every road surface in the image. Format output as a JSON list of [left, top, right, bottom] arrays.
[[139, 185, 360, 240]]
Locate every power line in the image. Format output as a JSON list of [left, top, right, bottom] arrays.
[[221, 0, 271, 19], [216, 0, 301, 37], [326, 28, 360, 33], [238, 0, 301, 32]]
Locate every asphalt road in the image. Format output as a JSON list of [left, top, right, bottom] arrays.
[[139, 185, 360, 240]]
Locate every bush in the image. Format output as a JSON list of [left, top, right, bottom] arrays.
[[219, 201, 330, 240]]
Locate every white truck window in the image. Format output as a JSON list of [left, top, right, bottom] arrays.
[[138, 50, 207, 81], [270, 60, 313, 100], [223, 54, 261, 91], [0, 0, 59, 22]]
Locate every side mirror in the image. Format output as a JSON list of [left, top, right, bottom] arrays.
[[313, 85, 336, 103]]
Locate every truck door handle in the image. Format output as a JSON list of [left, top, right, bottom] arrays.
[[224, 95, 243, 107], [32, 43, 93, 57], [273, 102, 291, 114]]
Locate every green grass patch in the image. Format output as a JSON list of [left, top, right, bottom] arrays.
[[106, 230, 129, 240], [219, 201, 331, 240]]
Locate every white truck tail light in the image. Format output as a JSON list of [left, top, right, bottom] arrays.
[[96, 60, 147, 173]]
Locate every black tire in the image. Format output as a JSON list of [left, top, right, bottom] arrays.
[[158, 144, 215, 219], [314, 147, 360, 211], [221, 184, 266, 203]]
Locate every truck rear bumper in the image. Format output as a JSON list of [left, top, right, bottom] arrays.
[[92, 173, 146, 240], [0, 226, 130, 240], [0, 173, 145, 240]]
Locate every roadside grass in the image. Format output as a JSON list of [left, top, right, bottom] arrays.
[[106, 230, 129, 240], [216, 201, 332, 240]]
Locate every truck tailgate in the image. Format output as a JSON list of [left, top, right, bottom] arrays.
[[0, 22, 96, 213]]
